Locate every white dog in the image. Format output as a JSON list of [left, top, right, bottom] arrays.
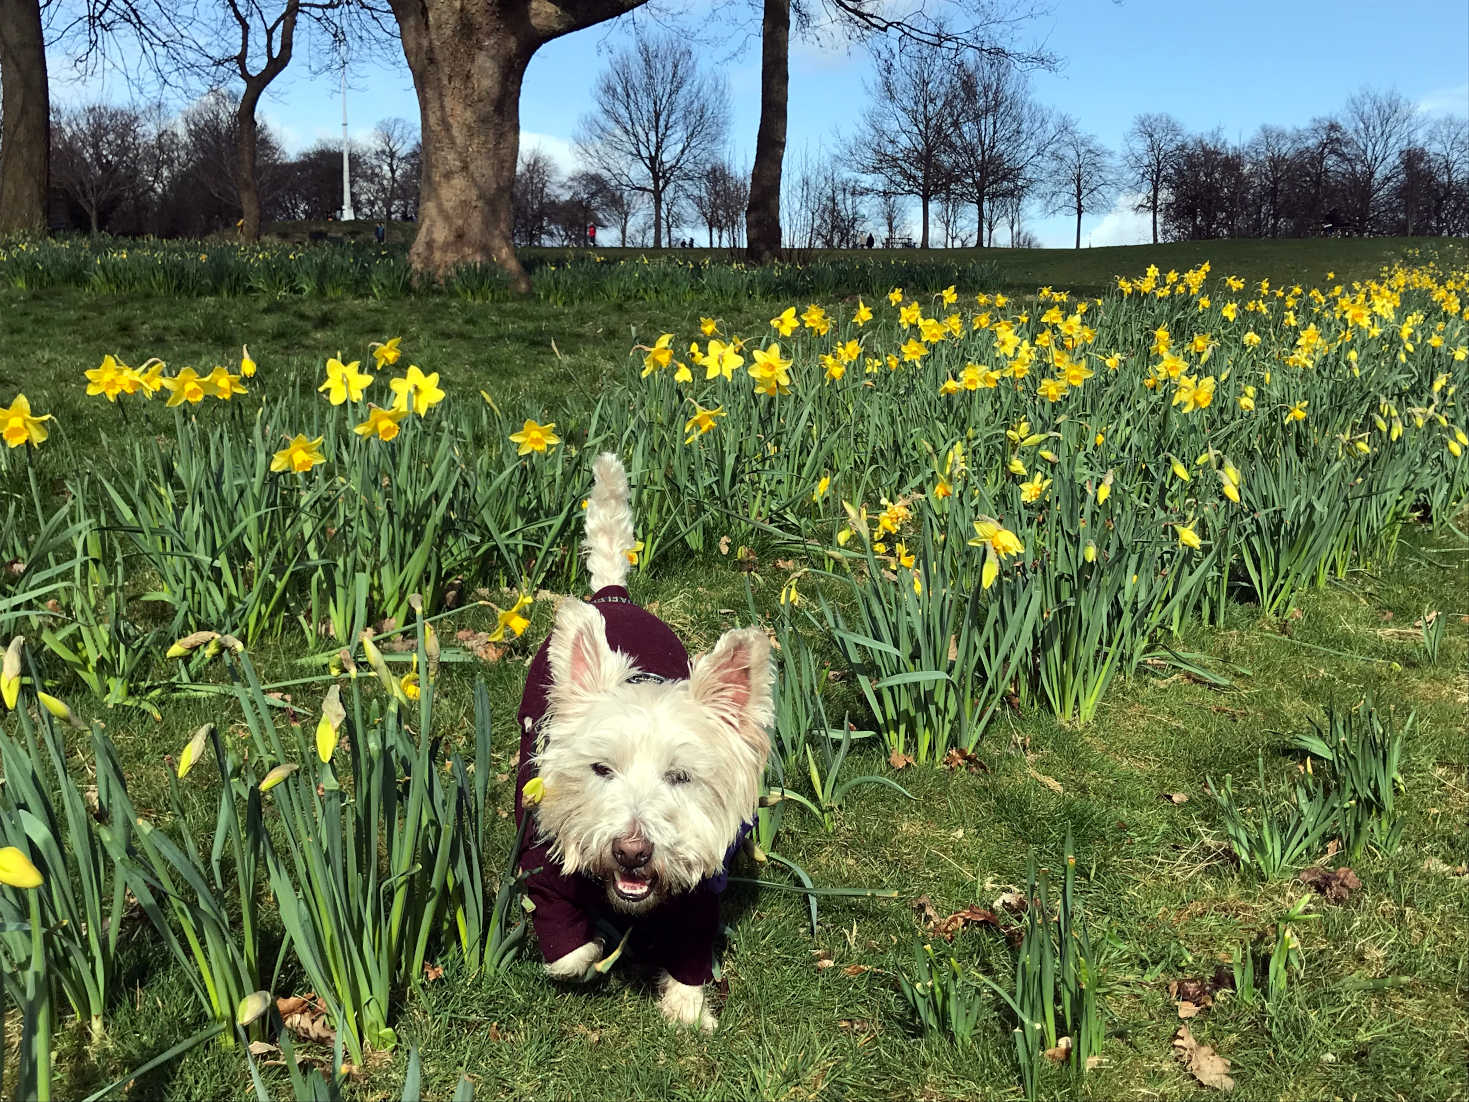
[[514, 453, 773, 1030]]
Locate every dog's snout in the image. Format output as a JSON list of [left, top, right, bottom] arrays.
[[613, 836, 653, 869]]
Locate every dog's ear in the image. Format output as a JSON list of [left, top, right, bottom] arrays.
[[547, 598, 622, 702], [689, 627, 773, 764]]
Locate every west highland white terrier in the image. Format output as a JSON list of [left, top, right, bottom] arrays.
[[514, 453, 773, 1031]]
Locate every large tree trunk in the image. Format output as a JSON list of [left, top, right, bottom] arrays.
[[394, 4, 533, 291], [236, 92, 265, 240], [1150, 182, 1159, 244], [1074, 204, 1082, 250], [0, 0, 49, 233], [652, 182, 663, 248], [744, 0, 788, 262], [919, 191, 930, 248]]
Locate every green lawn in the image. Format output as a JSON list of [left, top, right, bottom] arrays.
[[2, 236, 1467, 1100]]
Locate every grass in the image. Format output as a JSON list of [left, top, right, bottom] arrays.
[[3, 235, 1468, 1100]]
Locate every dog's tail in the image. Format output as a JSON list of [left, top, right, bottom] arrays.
[[584, 452, 635, 592]]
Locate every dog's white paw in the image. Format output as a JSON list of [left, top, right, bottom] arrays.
[[544, 939, 604, 983], [657, 971, 716, 1033]]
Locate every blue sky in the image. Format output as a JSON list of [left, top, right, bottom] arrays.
[[54, 0, 1469, 247]]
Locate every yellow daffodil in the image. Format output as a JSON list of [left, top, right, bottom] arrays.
[[1168, 455, 1190, 482], [319, 356, 372, 405], [770, 307, 798, 337], [939, 284, 957, 306], [1020, 473, 1051, 503], [1285, 400, 1308, 424], [522, 776, 545, 806], [354, 404, 409, 441], [1172, 374, 1215, 413], [177, 724, 211, 779], [703, 339, 743, 381], [683, 402, 725, 443], [161, 367, 207, 407], [370, 336, 403, 369], [641, 333, 675, 376], [85, 355, 131, 400], [801, 304, 831, 336], [853, 299, 872, 326], [316, 684, 344, 762], [258, 763, 299, 793], [1176, 522, 1202, 550], [1238, 385, 1256, 412], [894, 542, 915, 568], [813, 475, 830, 501], [240, 345, 256, 377], [700, 316, 719, 336], [900, 338, 928, 362], [1, 394, 52, 448], [400, 671, 421, 701], [204, 366, 247, 399], [1220, 460, 1242, 503], [887, 287, 904, 305], [1096, 470, 1114, 505], [388, 365, 444, 414], [0, 846, 43, 889], [489, 595, 534, 642], [749, 343, 793, 396], [270, 433, 326, 473], [969, 517, 1025, 558], [509, 418, 560, 455]]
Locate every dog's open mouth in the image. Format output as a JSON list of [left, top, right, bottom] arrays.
[[612, 868, 657, 902]]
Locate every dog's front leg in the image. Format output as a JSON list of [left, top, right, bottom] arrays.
[[544, 939, 604, 983], [656, 970, 716, 1033]]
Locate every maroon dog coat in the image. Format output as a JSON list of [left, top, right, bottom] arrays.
[[514, 585, 740, 986]]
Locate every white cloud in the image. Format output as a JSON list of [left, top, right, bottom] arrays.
[[520, 131, 579, 175], [1037, 192, 1152, 249], [1415, 83, 1469, 118]]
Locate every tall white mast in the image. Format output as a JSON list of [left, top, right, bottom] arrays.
[[340, 66, 355, 221]]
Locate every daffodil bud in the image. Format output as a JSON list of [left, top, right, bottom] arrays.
[[0, 845, 43, 889], [167, 630, 219, 659], [1083, 541, 1097, 563], [236, 990, 271, 1027], [37, 691, 85, 730], [316, 684, 345, 762], [177, 723, 213, 779], [1, 635, 22, 710], [522, 777, 545, 806], [981, 547, 999, 590], [258, 763, 299, 793]]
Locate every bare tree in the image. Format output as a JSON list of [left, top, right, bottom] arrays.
[[745, 0, 1055, 262], [0, 0, 48, 230], [1424, 115, 1469, 236], [853, 41, 960, 248], [877, 191, 904, 244], [389, 0, 649, 289], [1123, 112, 1184, 245], [1244, 124, 1298, 238], [51, 102, 153, 233], [689, 160, 748, 247], [576, 30, 728, 249], [1336, 87, 1419, 234], [361, 116, 418, 221], [950, 54, 1043, 246], [1043, 116, 1114, 249], [511, 148, 557, 247]]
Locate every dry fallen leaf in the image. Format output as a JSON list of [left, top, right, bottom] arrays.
[[455, 629, 505, 664], [1162, 792, 1190, 805], [718, 535, 731, 555], [1173, 1025, 1235, 1092], [911, 896, 940, 927], [815, 958, 836, 970], [889, 750, 914, 770], [1176, 1000, 1202, 1019], [933, 906, 1004, 940], [423, 961, 445, 982], [276, 993, 335, 1045], [1044, 1036, 1072, 1063], [1298, 866, 1362, 903], [943, 747, 987, 773], [1423, 857, 1469, 877], [247, 1041, 279, 1057], [842, 964, 872, 977]]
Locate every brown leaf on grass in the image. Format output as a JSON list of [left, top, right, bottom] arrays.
[[911, 896, 940, 926], [380, 635, 416, 653], [815, 957, 836, 970], [1173, 1024, 1235, 1091], [276, 993, 334, 1045], [992, 888, 1026, 914], [1324, 838, 1341, 858], [4, 559, 25, 577], [837, 1018, 879, 1034], [774, 558, 796, 571], [1423, 856, 1469, 877], [1044, 1036, 1072, 1063], [1162, 792, 1190, 805], [947, 634, 959, 663], [265, 692, 303, 724], [889, 750, 914, 770], [736, 546, 759, 572], [1027, 767, 1063, 794], [247, 1041, 279, 1057], [933, 906, 1003, 940], [718, 535, 731, 555], [1168, 965, 1235, 1019], [455, 630, 505, 664], [1299, 866, 1362, 903], [441, 578, 465, 610], [423, 961, 444, 982], [842, 964, 873, 977], [942, 747, 987, 773], [487, 1022, 503, 1042], [1176, 1000, 1202, 1019]]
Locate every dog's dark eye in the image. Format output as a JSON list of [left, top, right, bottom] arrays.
[[590, 762, 613, 778], [664, 768, 690, 786]]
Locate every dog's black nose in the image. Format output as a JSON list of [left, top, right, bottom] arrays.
[[613, 836, 653, 869]]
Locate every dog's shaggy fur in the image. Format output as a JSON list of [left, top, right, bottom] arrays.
[[514, 454, 773, 1030]]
